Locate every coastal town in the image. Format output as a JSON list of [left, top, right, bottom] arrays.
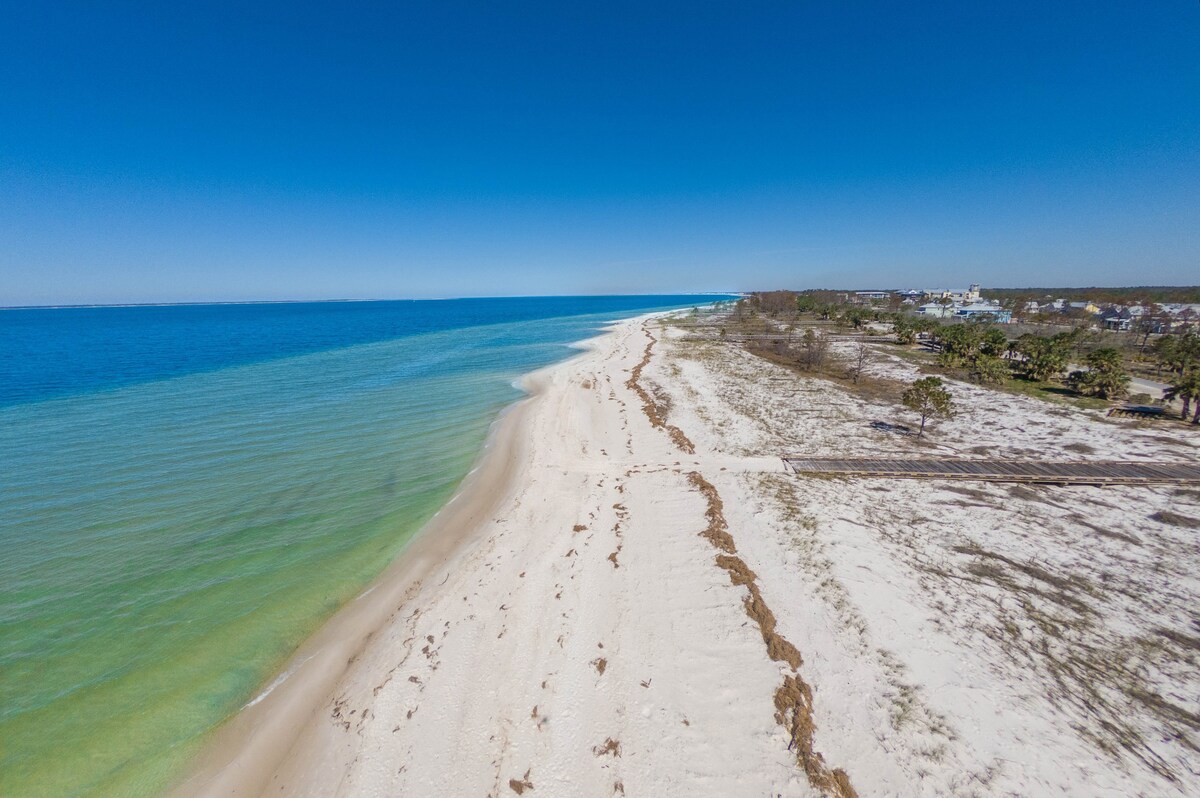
[[720, 286, 1200, 428], [845, 284, 1200, 331]]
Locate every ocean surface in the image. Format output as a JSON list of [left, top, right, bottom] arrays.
[[0, 296, 724, 796]]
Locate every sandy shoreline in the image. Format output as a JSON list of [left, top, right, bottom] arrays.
[[170, 316, 652, 796], [174, 310, 1200, 797]]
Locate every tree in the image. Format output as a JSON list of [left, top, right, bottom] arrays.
[[979, 328, 1009, 358], [1154, 330, 1200, 378], [795, 293, 821, 314], [1163, 373, 1200, 423], [1008, 293, 1038, 324], [969, 354, 1009, 385], [757, 291, 801, 318], [1134, 304, 1168, 352], [840, 308, 874, 330], [913, 316, 942, 337], [935, 324, 982, 367], [1066, 348, 1130, 399], [902, 376, 955, 438], [1085, 348, 1130, 399], [1016, 333, 1072, 382], [795, 290, 841, 317], [1153, 334, 1178, 378], [799, 328, 829, 371], [892, 317, 917, 345], [847, 341, 871, 383]]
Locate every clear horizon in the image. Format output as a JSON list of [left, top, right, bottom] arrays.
[[9, 286, 1200, 312], [1, 292, 740, 311], [2, 2, 1198, 305]]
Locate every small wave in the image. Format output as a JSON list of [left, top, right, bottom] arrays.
[[242, 655, 314, 709]]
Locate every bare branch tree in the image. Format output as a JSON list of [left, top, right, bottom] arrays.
[[847, 341, 871, 383]]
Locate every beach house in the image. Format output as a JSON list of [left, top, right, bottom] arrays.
[[954, 303, 1012, 323]]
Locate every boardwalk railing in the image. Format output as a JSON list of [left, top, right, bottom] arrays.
[[783, 457, 1200, 485]]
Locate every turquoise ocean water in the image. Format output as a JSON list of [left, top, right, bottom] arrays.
[[0, 296, 722, 796]]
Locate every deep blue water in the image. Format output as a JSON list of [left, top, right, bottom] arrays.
[[0, 295, 722, 408]]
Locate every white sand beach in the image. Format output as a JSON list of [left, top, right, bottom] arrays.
[[176, 312, 1200, 797]]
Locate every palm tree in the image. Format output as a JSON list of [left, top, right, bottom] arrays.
[[970, 353, 1009, 385], [1154, 330, 1200, 378], [1163, 373, 1200, 422], [1016, 334, 1071, 382], [1080, 347, 1130, 399]]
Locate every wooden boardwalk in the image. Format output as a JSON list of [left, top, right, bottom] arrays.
[[783, 457, 1200, 485]]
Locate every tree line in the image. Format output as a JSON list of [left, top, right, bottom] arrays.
[[984, 286, 1200, 305], [740, 291, 1200, 422]]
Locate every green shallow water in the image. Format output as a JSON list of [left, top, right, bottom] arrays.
[[0, 306, 691, 796]]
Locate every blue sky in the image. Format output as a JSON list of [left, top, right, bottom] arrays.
[[2, 1, 1198, 305]]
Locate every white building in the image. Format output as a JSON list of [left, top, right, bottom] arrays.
[[954, 302, 1012, 323], [915, 302, 956, 318], [919, 284, 982, 304], [953, 284, 982, 303], [913, 287, 1011, 323]]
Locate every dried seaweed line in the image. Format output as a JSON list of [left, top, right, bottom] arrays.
[[627, 327, 696, 454], [688, 471, 856, 798]]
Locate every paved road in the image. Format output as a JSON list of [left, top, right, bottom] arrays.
[[1066, 362, 1176, 407], [1130, 375, 1171, 401]]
